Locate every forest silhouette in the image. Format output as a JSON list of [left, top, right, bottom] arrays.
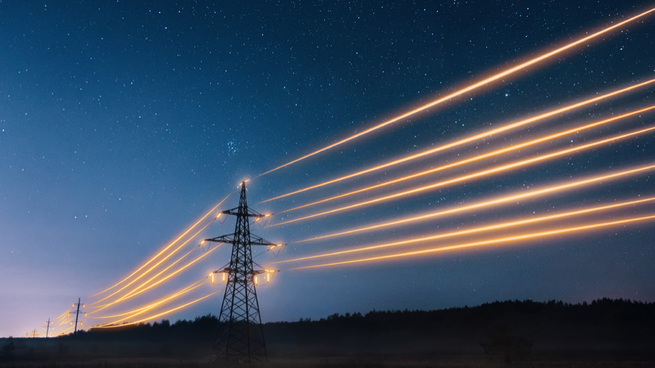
[[3, 298, 654, 366]]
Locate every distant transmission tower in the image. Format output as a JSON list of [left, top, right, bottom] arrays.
[[71, 298, 85, 335], [43, 318, 52, 338], [205, 181, 277, 363]]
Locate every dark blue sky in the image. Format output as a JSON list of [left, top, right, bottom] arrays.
[[1, 0, 654, 337]]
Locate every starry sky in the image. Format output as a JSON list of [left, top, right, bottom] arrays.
[[1, 0, 654, 337]]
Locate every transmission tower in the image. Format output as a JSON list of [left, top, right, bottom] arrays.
[[43, 318, 52, 338], [205, 181, 277, 363], [71, 298, 85, 335]]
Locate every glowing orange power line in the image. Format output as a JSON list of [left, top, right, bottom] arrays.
[[89, 220, 214, 306], [116, 242, 220, 303], [115, 248, 198, 301], [89, 281, 209, 329], [94, 283, 215, 327], [56, 317, 73, 328], [88, 247, 198, 312], [260, 78, 655, 204], [288, 162, 655, 244], [90, 244, 222, 314], [269, 125, 655, 227], [276, 105, 655, 215], [53, 324, 74, 335], [54, 309, 70, 321], [257, 7, 655, 178], [288, 214, 655, 270], [93, 291, 221, 329], [267, 195, 655, 265], [88, 278, 207, 319], [89, 192, 232, 298], [88, 246, 199, 312]]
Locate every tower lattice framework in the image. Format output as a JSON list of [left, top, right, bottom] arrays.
[[205, 181, 275, 363]]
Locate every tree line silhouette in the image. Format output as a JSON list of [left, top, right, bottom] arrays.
[[3, 298, 653, 366], [57, 298, 653, 351]]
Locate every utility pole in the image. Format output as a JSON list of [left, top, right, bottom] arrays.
[[44, 318, 52, 338], [205, 181, 278, 363], [72, 298, 85, 335]]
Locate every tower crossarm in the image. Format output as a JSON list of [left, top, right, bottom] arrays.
[[204, 234, 276, 247], [211, 267, 272, 277], [220, 207, 267, 218], [204, 234, 234, 244], [250, 234, 277, 247]]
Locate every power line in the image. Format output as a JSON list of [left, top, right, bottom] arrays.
[[256, 7, 655, 178]]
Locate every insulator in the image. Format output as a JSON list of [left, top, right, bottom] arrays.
[[222, 272, 226, 282], [253, 275, 258, 285], [266, 273, 270, 283]]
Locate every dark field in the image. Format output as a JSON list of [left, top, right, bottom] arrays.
[[2, 299, 654, 367]]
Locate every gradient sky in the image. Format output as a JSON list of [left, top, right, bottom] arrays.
[[1, 0, 654, 338]]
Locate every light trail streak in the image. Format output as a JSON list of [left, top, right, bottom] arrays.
[[260, 78, 655, 204], [89, 247, 198, 312], [288, 214, 655, 270], [288, 162, 655, 244], [267, 195, 655, 265], [94, 284, 216, 327], [257, 7, 655, 178], [90, 244, 221, 314], [269, 126, 655, 228], [89, 281, 209, 328], [55, 316, 73, 328], [89, 192, 232, 298], [276, 105, 655, 215], [89, 220, 214, 306], [53, 309, 69, 321], [53, 324, 74, 336], [117, 245, 208, 300], [88, 278, 207, 319], [93, 291, 221, 329]]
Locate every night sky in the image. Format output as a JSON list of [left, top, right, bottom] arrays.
[[1, 0, 654, 338]]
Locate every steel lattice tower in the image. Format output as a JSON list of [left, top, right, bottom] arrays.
[[205, 181, 275, 363]]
